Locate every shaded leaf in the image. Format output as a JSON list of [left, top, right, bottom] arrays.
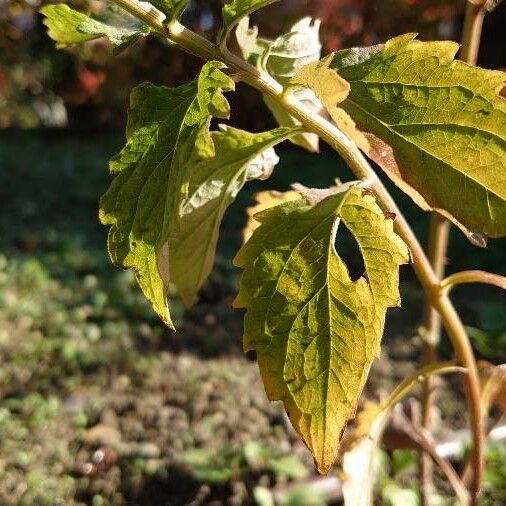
[[219, 0, 278, 46], [99, 62, 234, 329], [330, 34, 506, 241], [170, 125, 297, 306], [234, 186, 409, 473], [40, 4, 149, 54]]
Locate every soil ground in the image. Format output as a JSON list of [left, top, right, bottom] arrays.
[[0, 133, 504, 505]]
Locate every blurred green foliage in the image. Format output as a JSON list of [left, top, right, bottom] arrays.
[[0, 130, 504, 504], [467, 303, 506, 362]]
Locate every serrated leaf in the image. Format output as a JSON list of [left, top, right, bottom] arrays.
[[236, 17, 323, 152], [40, 4, 149, 54], [243, 190, 302, 244], [330, 34, 506, 241], [219, 0, 278, 46], [149, 0, 190, 20], [234, 186, 409, 473], [99, 62, 234, 329], [170, 125, 297, 306], [294, 56, 369, 152]]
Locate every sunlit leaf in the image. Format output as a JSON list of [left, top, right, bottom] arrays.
[[265, 17, 322, 83], [236, 17, 323, 152], [294, 56, 369, 151], [219, 0, 278, 46], [99, 62, 234, 328], [330, 34, 506, 242], [242, 190, 302, 244], [235, 16, 271, 66], [170, 125, 297, 306], [234, 185, 409, 473], [40, 4, 149, 54]]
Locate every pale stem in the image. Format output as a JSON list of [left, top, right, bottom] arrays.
[[461, 0, 487, 64], [441, 271, 506, 293], [110, 0, 485, 500], [421, 215, 450, 505], [421, 0, 489, 501]]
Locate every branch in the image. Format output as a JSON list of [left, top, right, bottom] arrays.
[[441, 270, 506, 293], [108, 1, 485, 500]]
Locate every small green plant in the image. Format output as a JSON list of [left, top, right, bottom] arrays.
[[41, 0, 506, 503]]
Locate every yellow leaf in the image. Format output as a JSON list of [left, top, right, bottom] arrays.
[[294, 57, 369, 152]]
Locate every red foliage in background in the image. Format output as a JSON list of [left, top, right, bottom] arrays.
[[1, 0, 502, 130]]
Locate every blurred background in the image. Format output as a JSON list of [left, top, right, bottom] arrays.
[[1, 1, 505, 504]]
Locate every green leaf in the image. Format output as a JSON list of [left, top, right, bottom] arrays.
[[236, 17, 323, 153], [330, 34, 506, 241], [149, 0, 190, 20], [293, 56, 369, 152], [169, 125, 297, 306], [219, 0, 278, 46], [99, 62, 234, 329], [234, 186, 409, 473], [40, 4, 149, 54]]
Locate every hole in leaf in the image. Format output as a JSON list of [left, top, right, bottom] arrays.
[[333, 222, 365, 282]]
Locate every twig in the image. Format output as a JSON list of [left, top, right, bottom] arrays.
[[421, 215, 450, 505], [108, 1, 485, 500], [441, 271, 506, 293], [420, 0, 490, 501]]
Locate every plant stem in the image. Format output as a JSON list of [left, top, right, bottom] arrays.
[[441, 270, 506, 293], [422, 1, 489, 501], [110, 0, 484, 499], [461, 0, 487, 64], [420, 215, 450, 505]]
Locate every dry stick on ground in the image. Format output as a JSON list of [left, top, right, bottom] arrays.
[[110, 0, 485, 501], [420, 1, 490, 502]]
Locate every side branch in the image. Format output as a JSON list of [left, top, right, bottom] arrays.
[[442, 271, 506, 293]]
